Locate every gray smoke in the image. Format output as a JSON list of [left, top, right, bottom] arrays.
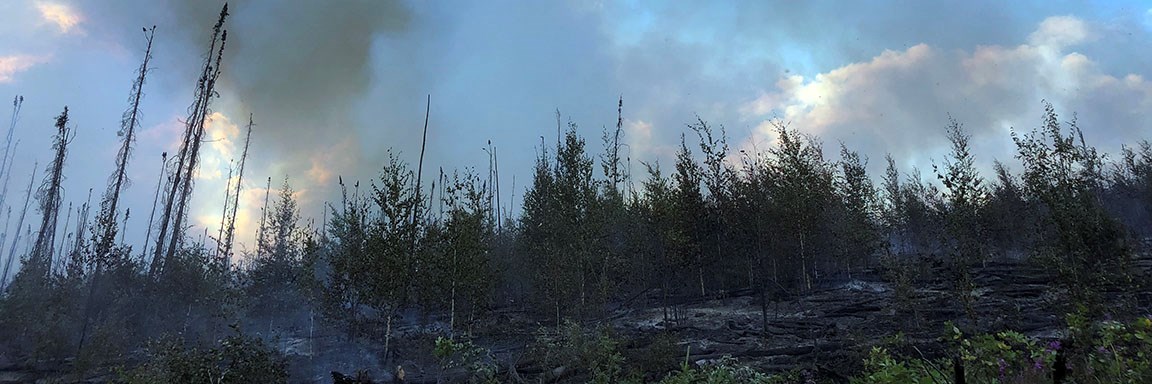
[[77, 0, 416, 218]]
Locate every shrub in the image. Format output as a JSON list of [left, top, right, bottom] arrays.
[[433, 336, 497, 383], [118, 326, 287, 384]]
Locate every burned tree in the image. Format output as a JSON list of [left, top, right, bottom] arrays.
[[143, 152, 166, 271], [93, 26, 155, 267], [152, 4, 229, 273], [0, 164, 35, 291], [29, 107, 72, 279], [218, 114, 253, 263], [0, 96, 23, 215]]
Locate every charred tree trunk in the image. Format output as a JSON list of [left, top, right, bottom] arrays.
[[0, 96, 23, 215], [153, 5, 229, 273], [66, 189, 93, 278], [256, 177, 271, 255], [30, 107, 72, 279], [0, 164, 34, 291], [94, 26, 154, 269], [144, 152, 166, 272], [220, 114, 253, 263]]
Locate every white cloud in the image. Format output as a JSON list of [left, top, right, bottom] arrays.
[[739, 15, 1152, 176], [36, 2, 84, 34], [1027, 15, 1091, 49], [0, 54, 49, 83]]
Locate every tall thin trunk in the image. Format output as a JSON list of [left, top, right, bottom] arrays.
[[0, 140, 18, 240], [216, 161, 233, 256], [119, 208, 130, 247], [0, 208, 9, 282], [405, 95, 430, 306], [166, 20, 229, 266], [221, 114, 253, 262], [56, 202, 72, 275], [413, 95, 430, 227], [0, 96, 23, 213], [95, 27, 154, 267], [1, 163, 36, 291], [144, 152, 166, 272], [31, 107, 72, 277], [494, 145, 501, 232], [67, 189, 93, 278], [256, 177, 271, 255], [154, 5, 228, 272]]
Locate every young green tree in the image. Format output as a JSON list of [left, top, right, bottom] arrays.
[[837, 144, 880, 278], [671, 134, 706, 297], [933, 117, 987, 320], [689, 118, 736, 295], [766, 121, 836, 292], [1012, 102, 1129, 311], [245, 177, 306, 321], [519, 121, 602, 323], [436, 170, 496, 330]]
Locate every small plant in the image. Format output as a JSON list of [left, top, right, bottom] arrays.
[[433, 336, 498, 383], [658, 355, 803, 384], [852, 347, 945, 384], [855, 316, 1152, 384], [947, 323, 1055, 383]]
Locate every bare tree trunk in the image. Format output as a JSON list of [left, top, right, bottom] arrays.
[[31, 107, 72, 278], [405, 95, 431, 307], [154, 5, 229, 272], [0, 96, 23, 216], [67, 189, 93, 278], [0, 164, 36, 290], [216, 162, 233, 256], [256, 177, 271, 255], [144, 152, 166, 271], [95, 27, 154, 267], [221, 114, 253, 263], [56, 203, 72, 275], [166, 18, 229, 265]]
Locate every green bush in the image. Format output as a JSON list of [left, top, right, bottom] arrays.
[[118, 327, 287, 384], [854, 316, 1152, 384], [852, 347, 945, 384], [433, 336, 498, 383], [658, 355, 804, 384], [528, 320, 637, 383]]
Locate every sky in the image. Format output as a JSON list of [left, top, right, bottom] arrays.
[[1, 0, 1151, 259]]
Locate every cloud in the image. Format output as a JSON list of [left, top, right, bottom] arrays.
[[1028, 15, 1092, 48], [36, 2, 84, 34], [740, 15, 1152, 177], [0, 54, 50, 83]]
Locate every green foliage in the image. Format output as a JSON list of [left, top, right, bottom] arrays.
[[519, 121, 606, 320], [433, 336, 498, 383], [658, 355, 803, 384], [947, 323, 1055, 383], [852, 347, 945, 384], [1066, 314, 1152, 383], [1012, 102, 1131, 309], [118, 327, 288, 384], [837, 144, 881, 275], [764, 120, 838, 291], [243, 178, 309, 320], [933, 118, 988, 320], [308, 152, 423, 336], [529, 320, 636, 383], [856, 316, 1152, 384]]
